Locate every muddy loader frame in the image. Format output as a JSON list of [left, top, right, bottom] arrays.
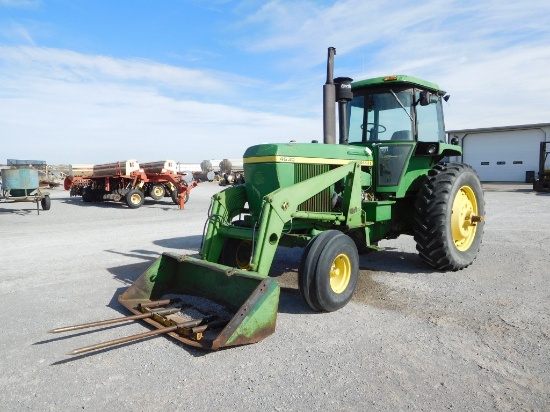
[[202, 161, 364, 275]]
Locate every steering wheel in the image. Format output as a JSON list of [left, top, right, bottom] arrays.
[[361, 122, 386, 133]]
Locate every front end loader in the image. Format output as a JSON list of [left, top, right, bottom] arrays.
[[52, 47, 484, 353]]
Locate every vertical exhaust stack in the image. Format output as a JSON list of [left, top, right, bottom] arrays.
[[323, 47, 336, 144]]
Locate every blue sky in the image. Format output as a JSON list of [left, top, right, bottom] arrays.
[[1, 0, 549, 164]]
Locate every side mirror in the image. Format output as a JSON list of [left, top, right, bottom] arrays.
[[419, 91, 431, 106], [419, 91, 442, 106]]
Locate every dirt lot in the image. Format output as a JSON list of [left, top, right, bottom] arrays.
[[0, 182, 548, 411]]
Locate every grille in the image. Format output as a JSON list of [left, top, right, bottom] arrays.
[[295, 163, 332, 212]]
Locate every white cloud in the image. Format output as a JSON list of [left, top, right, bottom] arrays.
[[0, 46, 254, 97], [0, 22, 36, 45], [237, 0, 550, 129], [0, 46, 320, 164]]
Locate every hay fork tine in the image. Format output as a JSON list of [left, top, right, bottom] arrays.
[[67, 315, 223, 355], [49, 299, 177, 333]]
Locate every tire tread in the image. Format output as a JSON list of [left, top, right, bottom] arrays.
[[414, 162, 484, 271]]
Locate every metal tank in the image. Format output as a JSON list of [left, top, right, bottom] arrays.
[[1, 168, 39, 196]]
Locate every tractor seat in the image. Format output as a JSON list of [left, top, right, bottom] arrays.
[[390, 130, 412, 140]]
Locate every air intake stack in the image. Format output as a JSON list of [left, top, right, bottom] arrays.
[[334, 76, 353, 144], [323, 47, 336, 144], [323, 48, 353, 145]]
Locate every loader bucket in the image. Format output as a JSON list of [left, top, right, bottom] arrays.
[[118, 252, 280, 350]]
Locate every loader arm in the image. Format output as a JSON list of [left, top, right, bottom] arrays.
[[203, 161, 364, 275]]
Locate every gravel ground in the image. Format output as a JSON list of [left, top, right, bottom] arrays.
[[0, 182, 548, 411]]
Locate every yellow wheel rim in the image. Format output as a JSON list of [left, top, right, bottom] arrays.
[[235, 241, 252, 270], [151, 185, 163, 197], [330, 253, 351, 294], [129, 193, 141, 205], [451, 185, 478, 251]]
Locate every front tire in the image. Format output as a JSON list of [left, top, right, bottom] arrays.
[[299, 230, 341, 311], [299, 231, 359, 312], [414, 162, 485, 270], [219, 238, 253, 270]]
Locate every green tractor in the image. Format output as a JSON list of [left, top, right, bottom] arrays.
[[57, 48, 484, 353], [199, 47, 484, 314]]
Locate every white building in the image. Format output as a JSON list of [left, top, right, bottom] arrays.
[[447, 123, 550, 182]]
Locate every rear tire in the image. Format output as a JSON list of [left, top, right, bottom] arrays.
[[148, 184, 165, 200], [414, 162, 485, 270], [126, 189, 144, 209]]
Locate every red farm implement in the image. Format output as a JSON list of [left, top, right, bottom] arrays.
[[64, 160, 198, 209]]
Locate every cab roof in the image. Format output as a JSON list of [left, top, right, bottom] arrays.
[[352, 75, 445, 95]]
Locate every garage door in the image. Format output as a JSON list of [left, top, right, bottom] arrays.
[[462, 129, 545, 182]]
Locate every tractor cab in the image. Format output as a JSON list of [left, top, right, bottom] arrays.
[[347, 75, 446, 145], [342, 75, 457, 194]]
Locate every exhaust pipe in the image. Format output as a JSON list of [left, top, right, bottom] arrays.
[[323, 47, 336, 144]]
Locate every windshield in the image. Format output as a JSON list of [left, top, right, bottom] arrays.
[[347, 88, 446, 144], [348, 90, 414, 144]]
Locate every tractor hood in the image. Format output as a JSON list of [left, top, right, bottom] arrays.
[[242, 143, 373, 220], [243, 142, 373, 166]]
